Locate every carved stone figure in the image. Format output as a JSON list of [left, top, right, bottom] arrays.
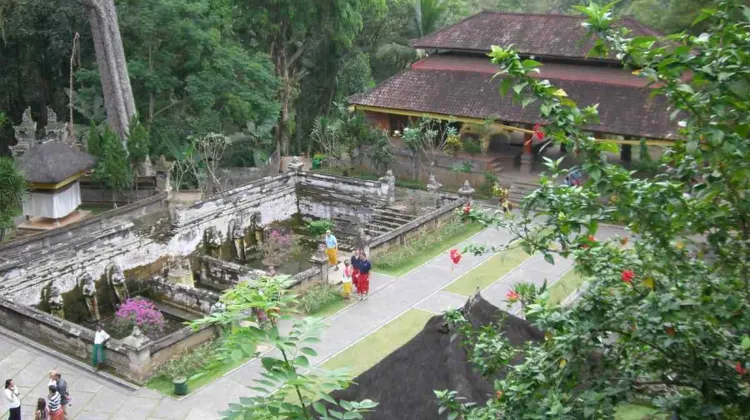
[[167, 257, 194, 287], [154, 155, 173, 192], [231, 219, 246, 261], [10, 107, 37, 158], [204, 227, 223, 258], [378, 170, 396, 204], [44, 107, 70, 145], [355, 225, 371, 256], [210, 301, 226, 314], [79, 273, 101, 321], [426, 174, 443, 207], [287, 156, 304, 172], [47, 281, 65, 320], [458, 180, 475, 202], [108, 263, 129, 305]]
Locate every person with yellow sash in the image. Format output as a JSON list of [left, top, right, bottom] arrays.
[[325, 230, 339, 271]]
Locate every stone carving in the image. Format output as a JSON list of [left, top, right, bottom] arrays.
[[287, 156, 304, 172], [10, 107, 37, 158], [44, 107, 70, 146], [210, 301, 226, 314], [426, 174, 443, 207], [107, 263, 129, 305], [121, 325, 150, 348], [79, 272, 101, 321], [458, 180, 475, 201], [355, 225, 371, 256], [167, 257, 194, 287], [230, 218, 246, 261], [154, 155, 173, 192], [378, 170, 396, 204], [47, 281, 65, 320], [204, 227, 223, 258]]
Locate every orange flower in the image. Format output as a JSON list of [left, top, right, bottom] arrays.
[[506, 290, 520, 303]]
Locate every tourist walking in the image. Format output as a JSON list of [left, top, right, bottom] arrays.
[[342, 260, 353, 300], [34, 398, 48, 420], [51, 373, 68, 415], [351, 249, 361, 293], [92, 324, 110, 369], [4, 379, 21, 420], [46, 385, 63, 420], [357, 253, 372, 300], [325, 231, 339, 270]]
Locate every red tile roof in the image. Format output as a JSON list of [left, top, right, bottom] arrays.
[[411, 11, 661, 60], [349, 55, 677, 139]]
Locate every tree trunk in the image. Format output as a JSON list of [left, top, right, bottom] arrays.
[[82, 0, 136, 144]]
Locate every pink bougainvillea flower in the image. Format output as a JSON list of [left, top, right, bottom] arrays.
[[736, 362, 747, 376], [621, 269, 635, 283], [506, 290, 519, 303]]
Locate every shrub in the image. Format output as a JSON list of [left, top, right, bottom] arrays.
[[297, 282, 342, 315], [156, 340, 218, 379], [375, 218, 469, 270], [306, 219, 334, 237], [260, 229, 301, 268], [479, 171, 498, 197], [114, 298, 165, 334]]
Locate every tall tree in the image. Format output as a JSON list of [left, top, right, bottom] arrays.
[[237, 0, 379, 155], [0, 157, 25, 241], [82, 0, 136, 140]]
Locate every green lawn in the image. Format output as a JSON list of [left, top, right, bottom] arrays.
[[548, 268, 587, 305], [308, 297, 353, 319], [615, 404, 666, 419], [443, 246, 532, 296], [373, 222, 485, 277], [146, 355, 250, 396], [321, 309, 434, 377]]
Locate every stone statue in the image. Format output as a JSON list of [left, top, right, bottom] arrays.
[[231, 219, 246, 261], [167, 257, 194, 287], [108, 263, 129, 305], [287, 156, 304, 172], [426, 174, 443, 208], [10, 107, 37, 158], [378, 170, 396, 204], [79, 273, 101, 321], [47, 281, 65, 320], [205, 227, 223, 258], [154, 155, 174, 192], [210, 301, 226, 314], [355, 225, 371, 256], [458, 180, 476, 202]]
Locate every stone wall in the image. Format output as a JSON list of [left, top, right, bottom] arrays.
[[295, 172, 388, 225], [198, 256, 267, 291], [146, 277, 221, 314], [80, 176, 159, 204], [1, 173, 298, 305]]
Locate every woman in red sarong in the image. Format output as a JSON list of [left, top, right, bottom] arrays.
[[350, 249, 362, 293], [357, 254, 372, 300]]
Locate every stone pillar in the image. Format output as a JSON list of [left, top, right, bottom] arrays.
[[426, 174, 443, 208], [310, 244, 330, 284], [458, 180, 475, 203], [378, 170, 396, 204], [287, 156, 304, 172], [120, 326, 152, 383], [154, 155, 173, 193], [521, 131, 534, 173]]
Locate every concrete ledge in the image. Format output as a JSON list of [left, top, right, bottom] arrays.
[[0, 325, 140, 391]]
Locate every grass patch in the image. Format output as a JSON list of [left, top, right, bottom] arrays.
[[443, 246, 532, 296], [615, 404, 667, 420], [146, 340, 250, 396], [548, 269, 587, 305], [321, 309, 433, 377], [373, 220, 485, 277]]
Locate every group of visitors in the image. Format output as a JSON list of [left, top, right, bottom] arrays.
[[324, 231, 372, 301], [5, 371, 69, 420]]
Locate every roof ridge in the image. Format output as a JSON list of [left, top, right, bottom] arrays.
[[410, 12, 489, 47], [479, 10, 587, 19]]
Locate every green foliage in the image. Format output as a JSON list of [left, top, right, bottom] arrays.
[[369, 128, 395, 174], [634, 138, 659, 174], [93, 128, 133, 195], [126, 117, 150, 166], [297, 283, 344, 315], [86, 121, 102, 158], [0, 157, 26, 241], [461, 137, 482, 155], [306, 219, 335, 237], [224, 118, 277, 168], [478, 170, 498, 197], [191, 277, 378, 419], [450, 2, 750, 418], [156, 340, 219, 380]]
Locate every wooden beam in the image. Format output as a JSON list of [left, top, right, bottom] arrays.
[[353, 105, 677, 147], [28, 172, 85, 190]]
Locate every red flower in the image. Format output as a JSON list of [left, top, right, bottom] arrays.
[[587, 235, 596, 243], [495, 390, 504, 400], [533, 123, 544, 140], [621, 269, 635, 283], [463, 204, 471, 215], [506, 290, 520, 303], [450, 249, 462, 264], [736, 362, 747, 376]]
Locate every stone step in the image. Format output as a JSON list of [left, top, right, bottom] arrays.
[[369, 217, 405, 229], [365, 225, 392, 236], [373, 210, 415, 223]]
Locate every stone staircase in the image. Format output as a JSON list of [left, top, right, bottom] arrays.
[[489, 155, 520, 178], [502, 177, 539, 205], [331, 207, 418, 252]]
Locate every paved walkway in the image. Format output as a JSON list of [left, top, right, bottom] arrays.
[[0, 224, 628, 419]]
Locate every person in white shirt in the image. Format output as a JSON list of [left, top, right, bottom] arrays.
[[92, 324, 110, 369], [4, 378, 21, 420]]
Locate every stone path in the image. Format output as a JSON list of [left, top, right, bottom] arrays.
[[0, 224, 628, 419]]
